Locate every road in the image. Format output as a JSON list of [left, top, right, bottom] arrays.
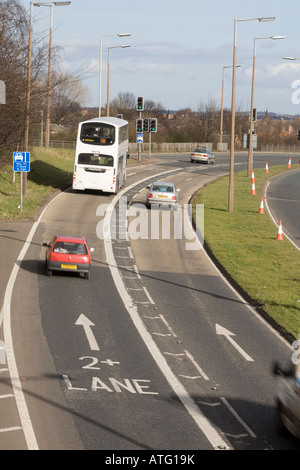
[[0, 152, 299, 451], [265, 167, 300, 250]]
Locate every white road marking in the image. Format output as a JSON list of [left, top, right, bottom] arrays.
[[0, 426, 22, 433], [179, 375, 203, 380], [216, 324, 254, 362], [159, 314, 177, 337], [184, 350, 210, 381], [143, 287, 155, 304], [220, 397, 256, 438], [104, 175, 231, 450], [75, 314, 100, 351]]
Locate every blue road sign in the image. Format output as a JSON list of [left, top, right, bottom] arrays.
[[13, 152, 30, 172], [137, 133, 143, 143]]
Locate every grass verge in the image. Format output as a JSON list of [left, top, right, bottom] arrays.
[[192, 164, 300, 340], [0, 147, 74, 221]]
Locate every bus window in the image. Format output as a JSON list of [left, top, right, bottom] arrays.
[[80, 122, 115, 145], [78, 153, 114, 166]]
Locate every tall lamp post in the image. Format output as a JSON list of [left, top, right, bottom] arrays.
[[99, 33, 131, 117], [229, 16, 275, 213], [106, 45, 130, 117], [247, 35, 285, 177], [33, 2, 71, 148], [220, 64, 241, 146]]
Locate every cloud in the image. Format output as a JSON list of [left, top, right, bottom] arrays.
[[269, 62, 300, 77]]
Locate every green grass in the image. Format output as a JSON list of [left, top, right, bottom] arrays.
[[0, 147, 74, 221], [192, 164, 300, 339]]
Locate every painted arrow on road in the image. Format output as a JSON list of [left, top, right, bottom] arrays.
[[75, 314, 100, 351], [216, 324, 254, 362]]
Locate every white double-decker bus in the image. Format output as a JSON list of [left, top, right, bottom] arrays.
[[72, 116, 129, 194]]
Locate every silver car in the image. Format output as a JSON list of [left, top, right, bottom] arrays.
[[273, 361, 300, 439], [191, 148, 215, 164], [146, 181, 180, 209]]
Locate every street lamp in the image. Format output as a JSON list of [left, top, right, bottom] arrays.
[[24, 1, 70, 193], [220, 65, 241, 145], [99, 33, 131, 117], [229, 16, 275, 213], [247, 35, 285, 176], [106, 45, 130, 117], [33, 1, 71, 147]]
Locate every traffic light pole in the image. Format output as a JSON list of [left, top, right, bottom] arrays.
[[149, 130, 151, 159], [138, 111, 141, 161]]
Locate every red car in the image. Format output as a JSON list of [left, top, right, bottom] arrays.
[[43, 235, 94, 279]]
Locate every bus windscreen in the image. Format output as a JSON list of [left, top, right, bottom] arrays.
[[80, 123, 115, 145]]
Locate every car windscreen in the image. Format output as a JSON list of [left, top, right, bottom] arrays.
[[80, 122, 115, 145], [53, 242, 88, 255], [152, 185, 174, 192], [78, 153, 114, 167]]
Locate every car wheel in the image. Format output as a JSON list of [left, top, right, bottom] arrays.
[[84, 272, 90, 280], [46, 266, 52, 276]]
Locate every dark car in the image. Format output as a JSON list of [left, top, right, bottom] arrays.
[[43, 235, 94, 279]]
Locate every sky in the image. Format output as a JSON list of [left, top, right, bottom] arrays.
[[20, 0, 300, 115]]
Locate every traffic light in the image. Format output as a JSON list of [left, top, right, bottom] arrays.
[[136, 96, 144, 111], [149, 118, 157, 132], [298, 130, 300, 140], [252, 107, 257, 122], [136, 119, 143, 133], [143, 118, 149, 132]]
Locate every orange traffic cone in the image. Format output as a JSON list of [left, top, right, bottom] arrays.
[[251, 182, 256, 195], [258, 197, 264, 214], [251, 170, 255, 183], [277, 220, 284, 240], [265, 162, 269, 173], [288, 158, 291, 168]]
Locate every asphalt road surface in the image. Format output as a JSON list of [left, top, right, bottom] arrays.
[[0, 152, 299, 451], [265, 167, 300, 250]]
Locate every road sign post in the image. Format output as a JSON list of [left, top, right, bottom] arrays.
[[13, 152, 30, 212]]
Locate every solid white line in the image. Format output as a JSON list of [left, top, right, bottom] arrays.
[[104, 178, 231, 450]]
